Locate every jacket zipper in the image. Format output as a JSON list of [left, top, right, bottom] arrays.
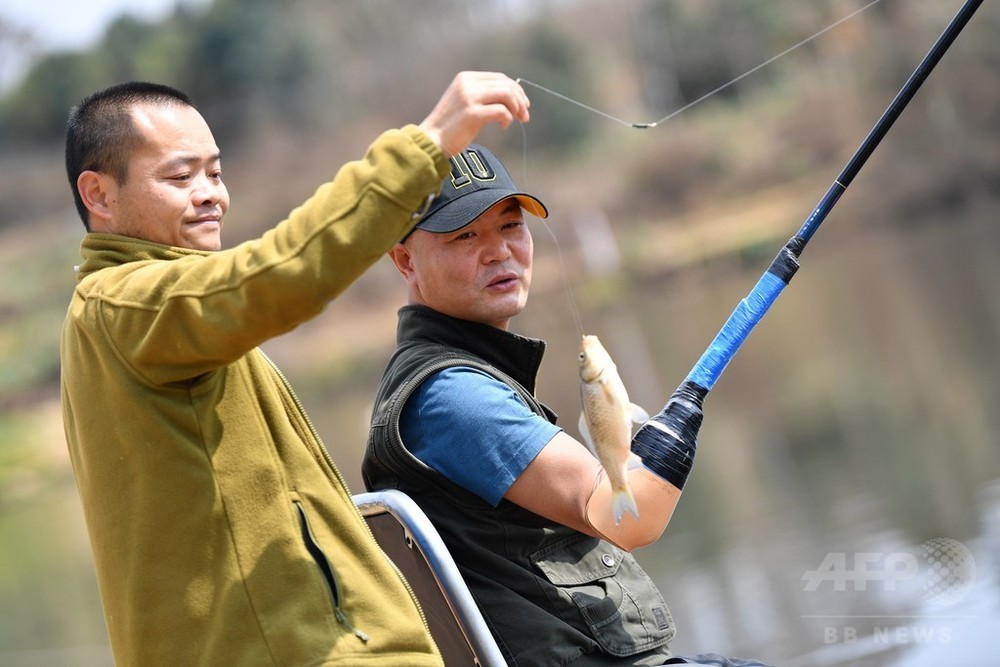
[[259, 351, 438, 653], [293, 500, 369, 642], [259, 350, 345, 484]]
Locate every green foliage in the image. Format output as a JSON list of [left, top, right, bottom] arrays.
[[176, 0, 320, 142], [0, 0, 599, 152], [632, 1, 789, 113], [0, 52, 103, 144], [0, 15, 174, 145], [0, 0, 322, 147], [485, 21, 595, 154]]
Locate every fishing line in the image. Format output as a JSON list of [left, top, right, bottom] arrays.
[[515, 0, 889, 340], [517, 121, 586, 338], [518, 0, 886, 130]]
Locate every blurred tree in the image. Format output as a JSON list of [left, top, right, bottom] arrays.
[[0, 52, 106, 145], [0, 16, 36, 91], [174, 0, 322, 143], [0, 12, 185, 146], [101, 15, 161, 83], [0, 0, 324, 148], [472, 20, 594, 155], [633, 1, 821, 115]]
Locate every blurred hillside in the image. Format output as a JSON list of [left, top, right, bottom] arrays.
[[1, 0, 999, 663]]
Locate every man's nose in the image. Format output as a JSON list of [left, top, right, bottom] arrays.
[[481, 233, 512, 263], [192, 174, 224, 206]]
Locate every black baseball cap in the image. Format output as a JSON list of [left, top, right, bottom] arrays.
[[414, 144, 548, 234]]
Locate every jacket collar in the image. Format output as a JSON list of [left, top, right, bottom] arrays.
[[76, 233, 209, 282], [396, 304, 546, 394]]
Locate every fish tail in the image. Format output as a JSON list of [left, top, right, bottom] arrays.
[[611, 486, 640, 525]]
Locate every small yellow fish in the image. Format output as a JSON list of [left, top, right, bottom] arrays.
[[578, 334, 650, 524]]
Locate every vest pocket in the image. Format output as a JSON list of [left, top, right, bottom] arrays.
[[293, 499, 369, 643], [531, 533, 674, 657]]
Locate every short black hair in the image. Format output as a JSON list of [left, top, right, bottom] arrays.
[[65, 82, 193, 229]]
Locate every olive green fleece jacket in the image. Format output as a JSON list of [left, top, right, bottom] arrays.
[[60, 126, 450, 666]]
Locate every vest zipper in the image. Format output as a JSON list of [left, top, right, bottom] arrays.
[[258, 351, 439, 654]]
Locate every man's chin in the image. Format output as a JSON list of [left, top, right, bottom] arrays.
[[181, 220, 223, 250], [185, 232, 222, 251], [479, 299, 528, 329]]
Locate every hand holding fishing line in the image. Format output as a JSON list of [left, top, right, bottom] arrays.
[[419, 71, 531, 157]]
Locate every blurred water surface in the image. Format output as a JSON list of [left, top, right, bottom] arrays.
[[533, 201, 1000, 666]]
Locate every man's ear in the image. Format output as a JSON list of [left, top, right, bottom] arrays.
[[388, 242, 417, 283], [76, 171, 116, 225]]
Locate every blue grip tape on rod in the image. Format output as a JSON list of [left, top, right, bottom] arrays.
[[686, 236, 804, 390], [687, 271, 787, 391]]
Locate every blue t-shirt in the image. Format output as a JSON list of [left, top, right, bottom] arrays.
[[399, 366, 561, 506]]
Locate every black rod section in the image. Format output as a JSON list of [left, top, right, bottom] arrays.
[[798, 0, 984, 242]]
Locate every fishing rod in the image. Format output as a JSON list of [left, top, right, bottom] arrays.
[[631, 0, 985, 490]]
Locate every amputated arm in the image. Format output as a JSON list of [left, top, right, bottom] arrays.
[[504, 431, 684, 552], [584, 460, 682, 551]]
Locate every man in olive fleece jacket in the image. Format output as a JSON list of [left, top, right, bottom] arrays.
[[60, 73, 530, 666]]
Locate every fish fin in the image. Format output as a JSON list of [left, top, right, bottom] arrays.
[[577, 413, 596, 454], [612, 487, 640, 525], [628, 403, 650, 424]]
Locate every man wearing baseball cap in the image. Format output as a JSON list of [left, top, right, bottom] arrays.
[[364, 145, 770, 666]]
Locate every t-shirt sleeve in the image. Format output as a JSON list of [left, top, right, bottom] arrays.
[[399, 366, 562, 506]]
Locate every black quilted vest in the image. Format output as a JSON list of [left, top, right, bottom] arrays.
[[363, 305, 675, 666]]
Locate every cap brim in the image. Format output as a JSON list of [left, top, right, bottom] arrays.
[[416, 191, 548, 234]]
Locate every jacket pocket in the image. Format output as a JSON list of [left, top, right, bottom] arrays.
[[293, 499, 369, 643], [531, 533, 674, 657]]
